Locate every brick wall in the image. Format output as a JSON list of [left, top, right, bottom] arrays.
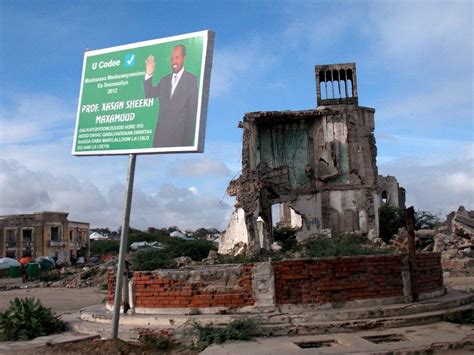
[[107, 253, 443, 309], [415, 252, 444, 293], [107, 267, 116, 304], [273, 255, 405, 304], [109, 264, 254, 308]]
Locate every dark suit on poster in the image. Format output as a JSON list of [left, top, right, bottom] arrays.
[[144, 71, 198, 147]]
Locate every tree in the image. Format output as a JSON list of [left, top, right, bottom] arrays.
[[378, 205, 406, 243]]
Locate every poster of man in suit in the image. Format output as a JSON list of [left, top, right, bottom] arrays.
[[72, 31, 213, 156], [144, 44, 198, 148]]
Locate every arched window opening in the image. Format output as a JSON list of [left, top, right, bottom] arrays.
[[347, 79, 353, 98]]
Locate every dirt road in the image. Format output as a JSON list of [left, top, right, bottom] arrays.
[[0, 286, 107, 315]]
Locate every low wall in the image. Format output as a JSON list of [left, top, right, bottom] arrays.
[[108, 264, 254, 309], [107, 253, 444, 311], [416, 253, 444, 293], [272, 255, 404, 304]]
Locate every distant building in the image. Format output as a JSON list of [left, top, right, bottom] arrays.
[[0, 212, 90, 263], [89, 231, 109, 240]]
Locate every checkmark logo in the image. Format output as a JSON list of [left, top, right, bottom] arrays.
[[124, 53, 135, 68]]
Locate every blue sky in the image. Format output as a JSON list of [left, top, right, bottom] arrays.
[[0, 0, 472, 230]]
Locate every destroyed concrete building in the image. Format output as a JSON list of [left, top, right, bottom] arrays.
[[220, 63, 404, 254], [0, 212, 90, 262]]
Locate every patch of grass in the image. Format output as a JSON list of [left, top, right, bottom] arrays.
[[193, 318, 258, 350], [139, 334, 172, 349], [303, 235, 393, 257], [0, 297, 65, 341]]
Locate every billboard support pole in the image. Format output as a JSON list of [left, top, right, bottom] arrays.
[[111, 153, 137, 339]]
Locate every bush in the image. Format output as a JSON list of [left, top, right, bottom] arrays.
[[379, 205, 406, 243], [132, 250, 177, 271], [131, 239, 216, 271], [414, 210, 442, 230], [273, 227, 298, 251], [90, 239, 120, 256], [194, 318, 258, 349], [443, 310, 474, 324], [140, 334, 172, 349], [0, 297, 65, 341], [303, 235, 393, 257]]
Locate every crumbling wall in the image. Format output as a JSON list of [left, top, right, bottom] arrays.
[[377, 175, 406, 209], [0, 212, 89, 262], [220, 63, 389, 254]]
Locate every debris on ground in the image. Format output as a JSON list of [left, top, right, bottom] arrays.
[[389, 206, 474, 275]]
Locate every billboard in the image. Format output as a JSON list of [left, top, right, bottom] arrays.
[[72, 30, 214, 155]]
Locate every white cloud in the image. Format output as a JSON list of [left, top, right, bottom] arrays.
[[379, 155, 474, 216], [0, 94, 74, 144], [168, 157, 231, 177], [368, 1, 472, 69], [0, 158, 232, 230], [212, 38, 278, 96]]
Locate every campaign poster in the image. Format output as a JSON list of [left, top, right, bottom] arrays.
[[72, 30, 214, 155]]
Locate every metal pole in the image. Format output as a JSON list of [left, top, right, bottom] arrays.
[[111, 153, 137, 339], [406, 206, 418, 302]]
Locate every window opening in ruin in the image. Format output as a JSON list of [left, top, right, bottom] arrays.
[[272, 204, 281, 226], [51, 226, 60, 241], [320, 81, 326, 99], [381, 191, 388, 204], [6, 229, 16, 247], [340, 79, 347, 99], [69, 230, 73, 242], [22, 229, 32, 243], [332, 70, 340, 98]]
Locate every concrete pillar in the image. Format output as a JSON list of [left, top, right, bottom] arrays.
[[252, 262, 276, 307]]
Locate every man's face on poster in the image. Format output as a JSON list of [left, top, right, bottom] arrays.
[[171, 46, 185, 74]]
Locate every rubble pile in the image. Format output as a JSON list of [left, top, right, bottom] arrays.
[[56, 258, 116, 288], [389, 206, 474, 274]]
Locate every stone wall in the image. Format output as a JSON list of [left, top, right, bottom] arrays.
[[108, 253, 444, 312]]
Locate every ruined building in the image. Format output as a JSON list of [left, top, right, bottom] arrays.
[[0, 212, 90, 262], [220, 63, 404, 254]]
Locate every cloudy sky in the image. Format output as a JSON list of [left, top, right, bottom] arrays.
[[0, 0, 472, 231]]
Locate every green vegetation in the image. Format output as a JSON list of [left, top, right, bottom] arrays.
[[303, 235, 393, 257], [193, 318, 258, 350], [378, 205, 406, 243], [90, 239, 120, 256], [414, 210, 442, 230], [214, 234, 393, 265], [0, 298, 65, 341], [132, 239, 216, 271], [442, 310, 474, 324], [273, 227, 298, 251], [139, 334, 172, 350]]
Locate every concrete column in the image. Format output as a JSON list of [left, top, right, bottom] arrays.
[[252, 262, 276, 307]]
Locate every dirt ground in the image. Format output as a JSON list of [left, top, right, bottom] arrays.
[[36, 338, 198, 355], [0, 283, 106, 315]]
